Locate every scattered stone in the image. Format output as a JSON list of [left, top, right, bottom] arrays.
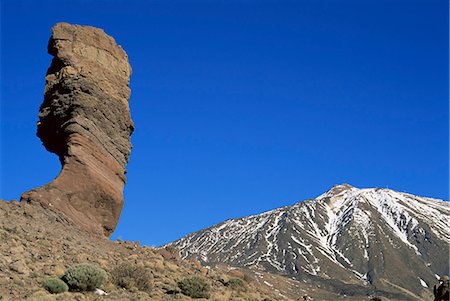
[[9, 259, 29, 275]]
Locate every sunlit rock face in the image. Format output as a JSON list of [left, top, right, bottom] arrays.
[[21, 22, 134, 236]]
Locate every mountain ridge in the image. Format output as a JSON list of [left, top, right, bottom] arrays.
[[168, 184, 449, 301]]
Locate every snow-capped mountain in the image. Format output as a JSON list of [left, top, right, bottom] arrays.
[[168, 184, 450, 300]]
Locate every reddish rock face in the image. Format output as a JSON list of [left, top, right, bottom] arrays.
[[21, 23, 134, 236]]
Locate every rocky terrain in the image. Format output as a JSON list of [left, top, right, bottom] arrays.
[[0, 199, 378, 301], [0, 199, 264, 300], [169, 184, 449, 301], [21, 22, 134, 237]]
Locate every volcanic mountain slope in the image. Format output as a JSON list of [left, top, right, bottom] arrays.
[[169, 184, 450, 301]]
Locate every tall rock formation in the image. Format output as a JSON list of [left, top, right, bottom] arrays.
[[21, 23, 134, 236]]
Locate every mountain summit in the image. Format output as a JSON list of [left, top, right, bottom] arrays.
[[169, 185, 449, 300]]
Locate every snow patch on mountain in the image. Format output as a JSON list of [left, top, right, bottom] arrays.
[[419, 278, 428, 288]]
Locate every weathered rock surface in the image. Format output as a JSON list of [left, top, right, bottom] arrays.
[[21, 22, 134, 236]]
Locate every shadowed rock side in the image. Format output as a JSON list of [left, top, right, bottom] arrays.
[[21, 22, 134, 236]]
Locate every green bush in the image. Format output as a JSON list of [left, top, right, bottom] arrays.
[[226, 278, 246, 291], [178, 276, 211, 299], [62, 263, 107, 291], [110, 262, 152, 291], [42, 277, 69, 294]]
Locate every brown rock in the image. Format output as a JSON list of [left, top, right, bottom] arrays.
[[21, 22, 133, 236], [157, 246, 182, 261], [9, 259, 29, 275]]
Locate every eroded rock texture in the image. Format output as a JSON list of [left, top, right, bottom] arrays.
[[21, 22, 134, 236]]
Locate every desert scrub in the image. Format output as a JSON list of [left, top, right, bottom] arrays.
[[42, 277, 69, 294], [226, 278, 247, 291], [62, 263, 107, 291], [178, 276, 211, 298], [110, 262, 152, 291]]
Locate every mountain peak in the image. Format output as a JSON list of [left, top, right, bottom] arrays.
[[169, 186, 449, 300], [316, 183, 357, 200], [329, 183, 355, 193]]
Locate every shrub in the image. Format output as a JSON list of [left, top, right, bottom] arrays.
[[226, 278, 246, 291], [178, 276, 211, 298], [62, 263, 107, 291], [110, 262, 152, 291], [42, 277, 69, 294]]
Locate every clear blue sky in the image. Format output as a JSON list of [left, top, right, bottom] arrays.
[[1, 0, 448, 246]]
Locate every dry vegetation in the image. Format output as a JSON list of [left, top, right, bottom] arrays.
[[0, 200, 281, 301]]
